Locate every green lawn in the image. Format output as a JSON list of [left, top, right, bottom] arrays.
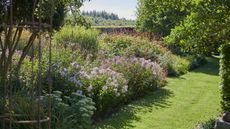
[[95, 58, 221, 129]]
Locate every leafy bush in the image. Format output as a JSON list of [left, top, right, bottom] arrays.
[[99, 34, 166, 58], [99, 34, 191, 76], [54, 26, 100, 58], [220, 43, 230, 111], [41, 91, 96, 129], [158, 53, 190, 76], [187, 55, 207, 70], [101, 56, 167, 99]]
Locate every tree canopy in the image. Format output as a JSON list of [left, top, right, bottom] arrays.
[[165, 0, 230, 55], [137, 0, 230, 55], [0, 0, 90, 29], [136, 0, 193, 36]]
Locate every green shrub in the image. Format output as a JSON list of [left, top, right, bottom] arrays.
[[54, 26, 100, 58], [187, 55, 207, 70], [158, 53, 190, 76], [41, 91, 96, 129], [99, 34, 166, 58], [220, 43, 230, 111]]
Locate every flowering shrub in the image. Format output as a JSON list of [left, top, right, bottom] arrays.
[[79, 67, 128, 118], [101, 56, 167, 99], [53, 61, 128, 118], [99, 34, 191, 76], [52, 61, 84, 95]]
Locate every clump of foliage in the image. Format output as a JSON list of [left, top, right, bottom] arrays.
[[41, 91, 96, 129], [220, 43, 230, 111], [158, 53, 190, 76], [54, 26, 100, 58]]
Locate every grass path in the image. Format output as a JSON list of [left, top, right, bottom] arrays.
[[95, 58, 221, 129]]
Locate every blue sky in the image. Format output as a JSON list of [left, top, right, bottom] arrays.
[[81, 0, 138, 20]]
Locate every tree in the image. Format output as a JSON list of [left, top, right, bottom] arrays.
[[164, 0, 230, 55], [136, 0, 192, 36]]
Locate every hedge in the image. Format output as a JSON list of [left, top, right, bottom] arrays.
[[220, 43, 230, 111]]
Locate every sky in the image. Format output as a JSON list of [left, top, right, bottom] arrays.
[[81, 0, 138, 20]]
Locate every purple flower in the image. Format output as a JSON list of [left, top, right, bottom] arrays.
[[76, 90, 83, 96], [60, 68, 68, 77]]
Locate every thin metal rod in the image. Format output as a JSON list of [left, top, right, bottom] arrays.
[[2, 0, 8, 128], [48, 0, 54, 128], [37, 0, 42, 128], [9, 0, 13, 128]]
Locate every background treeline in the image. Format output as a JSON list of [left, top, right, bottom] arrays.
[[80, 10, 136, 27], [82, 10, 119, 20]]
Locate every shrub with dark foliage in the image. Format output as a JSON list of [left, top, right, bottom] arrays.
[[220, 43, 230, 111]]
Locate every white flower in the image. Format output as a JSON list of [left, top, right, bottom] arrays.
[[71, 62, 80, 68], [79, 71, 90, 79], [87, 85, 93, 92], [92, 67, 99, 72], [113, 88, 118, 93], [124, 85, 128, 91], [102, 86, 108, 90], [116, 93, 120, 97], [91, 70, 97, 76], [60, 68, 68, 77]]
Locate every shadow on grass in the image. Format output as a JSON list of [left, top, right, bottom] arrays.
[[95, 88, 173, 129], [193, 57, 219, 76]]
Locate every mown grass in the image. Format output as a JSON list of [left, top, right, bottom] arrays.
[[94, 58, 221, 129]]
